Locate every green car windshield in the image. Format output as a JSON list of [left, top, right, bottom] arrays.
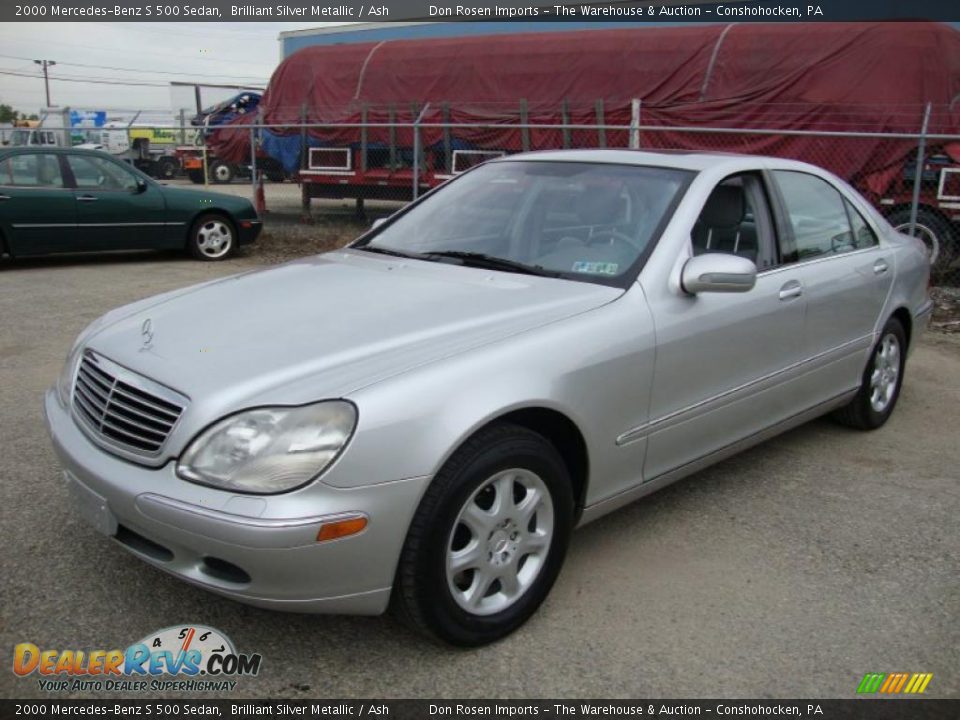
[[360, 160, 692, 286]]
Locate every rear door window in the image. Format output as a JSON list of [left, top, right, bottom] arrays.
[[0, 154, 65, 188], [773, 171, 861, 262]]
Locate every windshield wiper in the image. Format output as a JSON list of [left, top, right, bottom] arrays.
[[358, 246, 562, 278], [423, 251, 562, 278], [356, 245, 428, 261]]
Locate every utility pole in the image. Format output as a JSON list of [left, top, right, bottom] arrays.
[[33, 59, 56, 107]]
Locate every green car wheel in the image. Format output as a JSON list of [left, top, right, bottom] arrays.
[[189, 214, 236, 261]]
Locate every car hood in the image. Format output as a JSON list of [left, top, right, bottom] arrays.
[[85, 249, 621, 411]]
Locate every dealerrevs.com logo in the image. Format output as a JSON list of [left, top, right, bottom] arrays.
[[13, 625, 262, 693]]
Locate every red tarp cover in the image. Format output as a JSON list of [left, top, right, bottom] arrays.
[[211, 22, 960, 187]]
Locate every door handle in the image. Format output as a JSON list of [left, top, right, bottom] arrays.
[[873, 259, 889, 275], [779, 280, 803, 301], [0, 194, 10, 201], [77, 195, 98, 202]]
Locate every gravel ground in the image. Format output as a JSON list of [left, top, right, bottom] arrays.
[[0, 242, 958, 700], [245, 221, 370, 264], [931, 286, 960, 332]]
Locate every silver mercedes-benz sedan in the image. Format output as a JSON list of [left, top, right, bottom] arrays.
[[45, 150, 931, 645]]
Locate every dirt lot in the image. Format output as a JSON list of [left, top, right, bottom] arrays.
[[0, 236, 958, 700]]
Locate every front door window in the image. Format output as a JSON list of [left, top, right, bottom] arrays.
[[66, 155, 139, 192]]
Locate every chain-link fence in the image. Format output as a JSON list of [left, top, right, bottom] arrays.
[[11, 113, 960, 288]]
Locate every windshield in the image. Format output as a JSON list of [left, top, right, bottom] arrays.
[[358, 160, 691, 285]]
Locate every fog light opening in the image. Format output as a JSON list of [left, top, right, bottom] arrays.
[[115, 525, 174, 562], [316, 515, 368, 543], [201, 556, 252, 585]]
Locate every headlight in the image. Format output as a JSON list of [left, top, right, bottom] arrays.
[[176, 401, 357, 494], [57, 344, 84, 408]]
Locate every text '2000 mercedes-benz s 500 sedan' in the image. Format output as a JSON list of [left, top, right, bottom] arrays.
[[45, 150, 932, 645]]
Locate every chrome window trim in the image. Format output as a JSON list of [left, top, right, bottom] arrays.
[[13, 222, 185, 228], [755, 246, 877, 278], [0, 184, 70, 191]]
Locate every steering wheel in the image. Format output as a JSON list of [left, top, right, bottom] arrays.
[[586, 228, 637, 251]]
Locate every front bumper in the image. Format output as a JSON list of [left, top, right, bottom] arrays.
[[238, 219, 262, 245], [44, 389, 429, 614]]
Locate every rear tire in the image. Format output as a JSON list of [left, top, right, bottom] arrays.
[[833, 317, 907, 430], [887, 207, 956, 275], [393, 424, 574, 646], [209, 160, 234, 184], [188, 214, 235, 261], [156, 157, 179, 180]]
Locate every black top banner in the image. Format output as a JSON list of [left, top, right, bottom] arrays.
[[2, 699, 959, 720], [2, 0, 959, 23]]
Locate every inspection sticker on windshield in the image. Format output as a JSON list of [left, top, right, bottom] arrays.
[[572, 261, 619, 275]]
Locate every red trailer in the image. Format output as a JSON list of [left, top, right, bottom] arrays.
[[210, 22, 960, 270]]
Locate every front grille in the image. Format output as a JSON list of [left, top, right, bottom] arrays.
[[72, 352, 185, 458]]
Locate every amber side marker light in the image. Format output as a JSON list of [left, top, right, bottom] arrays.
[[317, 516, 368, 542]]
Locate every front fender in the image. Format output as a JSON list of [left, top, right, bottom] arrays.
[[326, 288, 657, 510]]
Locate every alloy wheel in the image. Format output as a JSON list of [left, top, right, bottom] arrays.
[[869, 333, 901, 413], [195, 220, 233, 259], [446, 468, 554, 616]]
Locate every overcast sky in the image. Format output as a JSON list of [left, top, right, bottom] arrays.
[[0, 22, 341, 117]]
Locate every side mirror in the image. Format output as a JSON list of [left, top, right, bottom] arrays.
[[371, 217, 387, 230], [135, 178, 148, 193], [681, 253, 757, 294]]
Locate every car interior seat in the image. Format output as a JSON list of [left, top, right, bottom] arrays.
[[692, 184, 759, 263], [578, 185, 627, 238], [37, 157, 60, 187]]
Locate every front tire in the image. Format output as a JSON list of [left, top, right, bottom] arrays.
[[393, 424, 574, 646], [188, 214, 236, 261], [833, 317, 907, 430]]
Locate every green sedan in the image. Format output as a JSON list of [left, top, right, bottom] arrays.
[[0, 147, 262, 261]]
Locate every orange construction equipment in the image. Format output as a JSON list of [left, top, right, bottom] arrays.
[[255, 170, 267, 215]]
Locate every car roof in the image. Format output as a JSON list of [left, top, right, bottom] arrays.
[[0, 145, 102, 154], [494, 148, 821, 174]]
